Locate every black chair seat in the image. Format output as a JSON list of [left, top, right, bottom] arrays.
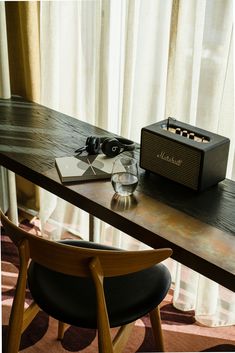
[[28, 240, 171, 328]]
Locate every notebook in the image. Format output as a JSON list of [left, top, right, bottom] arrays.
[[55, 153, 123, 183]]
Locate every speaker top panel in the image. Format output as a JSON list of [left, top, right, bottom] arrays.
[[142, 118, 230, 152]]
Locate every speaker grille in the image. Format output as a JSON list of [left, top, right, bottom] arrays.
[[140, 131, 202, 189]]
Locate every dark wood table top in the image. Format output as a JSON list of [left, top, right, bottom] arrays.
[[1, 96, 235, 291]]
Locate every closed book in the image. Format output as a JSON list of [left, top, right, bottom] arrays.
[[55, 154, 123, 183]]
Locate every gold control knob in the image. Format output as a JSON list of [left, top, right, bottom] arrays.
[[175, 128, 181, 134], [189, 133, 195, 140]]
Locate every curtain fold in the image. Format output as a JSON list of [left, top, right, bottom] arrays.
[[4, 1, 41, 211], [165, 0, 235, 326], [0, 2, 11, 99], [0, 2, 16, 221], [0, 1, 10, 214], [5, 1, 40, 101], [1, 0, 234, 327]]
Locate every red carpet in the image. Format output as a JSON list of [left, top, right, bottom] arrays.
[[1, 220, 235, 352]]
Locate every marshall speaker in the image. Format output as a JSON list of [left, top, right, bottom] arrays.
[[140, 118, 230, 191]]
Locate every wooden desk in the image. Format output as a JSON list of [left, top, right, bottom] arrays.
[[0, 96, 235, 292]]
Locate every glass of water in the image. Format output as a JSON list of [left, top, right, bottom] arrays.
[[111, 156, 138, 196]]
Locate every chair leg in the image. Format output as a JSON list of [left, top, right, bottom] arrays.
[[6, 240, 29, 353], [6, 300, 24, 353], [112, 322, 135, 352], [149, 306, 165, 352], [21, 302, 40, 333], [57, 321, 66, 340]]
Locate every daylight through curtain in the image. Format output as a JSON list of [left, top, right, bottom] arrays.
[[38, 0, 235, 327], [0, 0, 234, 327]]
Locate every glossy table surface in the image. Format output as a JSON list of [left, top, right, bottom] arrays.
[[0, 96, 235, 291]]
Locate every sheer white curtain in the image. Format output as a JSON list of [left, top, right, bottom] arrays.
[[39, 0, 172, 238], [0, 1, 10, 212], [0, 2, 18, 223], [38, 0, 235, 327], [165, 0, 235, 327]]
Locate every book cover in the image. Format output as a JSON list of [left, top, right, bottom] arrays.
[[55, 154, 124, 183]]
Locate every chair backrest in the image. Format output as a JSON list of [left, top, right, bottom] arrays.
[[1, 210, 173, 353], [0, 210, 172, 278]]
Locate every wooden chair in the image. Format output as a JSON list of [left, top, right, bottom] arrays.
[[1, 210, 172, 353]]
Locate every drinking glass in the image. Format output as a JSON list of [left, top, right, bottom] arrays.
[[111, 156, 138, 196]]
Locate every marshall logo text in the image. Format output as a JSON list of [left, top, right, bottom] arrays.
[[157, 151, 183, 166]]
